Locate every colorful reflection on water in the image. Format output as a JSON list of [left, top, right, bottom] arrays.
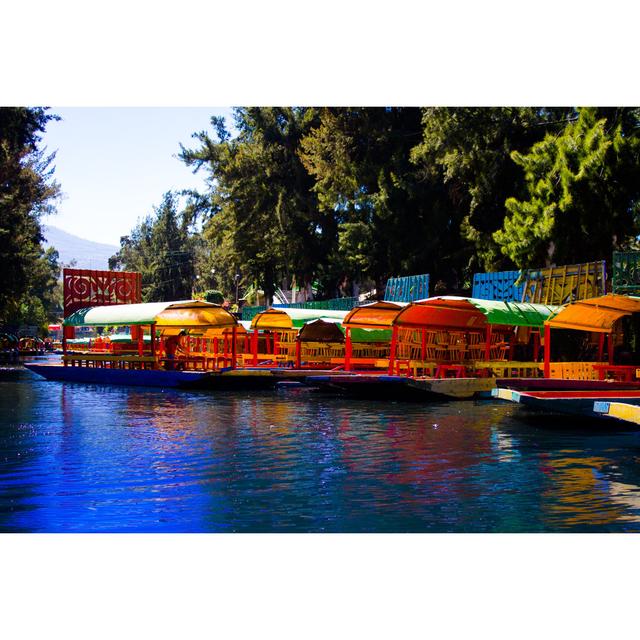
[[2, 365, 640, 532]]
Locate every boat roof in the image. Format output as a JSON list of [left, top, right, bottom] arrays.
[[545, 294, 640, 333], [393, 296, 561, 330], [250, 307, 348, 330], [63, 300, 238, 329], [298, 319, 345, 343], [343, 301, 407, 329]]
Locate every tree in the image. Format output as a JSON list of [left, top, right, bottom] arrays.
[[0, 107, 60, 327], [300, 108, 464, 293], [494, 108, 640, 268], [180, 107, 330, 305], [110, 192, 197, 301], [410, 107, 573, 271]]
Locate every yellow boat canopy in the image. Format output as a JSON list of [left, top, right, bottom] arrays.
[[545, 294, 640, 333], [63, 300, 238, 330], [251, 307, 348, 331], [342, 301, 407, 329]]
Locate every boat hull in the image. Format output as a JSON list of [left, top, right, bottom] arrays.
[[497, 377, 640, 392], [493, 388, 640, 420], [24, 363, 209, 389]]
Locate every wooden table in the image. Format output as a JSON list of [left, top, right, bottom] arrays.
[[435, 364, 467, 379]]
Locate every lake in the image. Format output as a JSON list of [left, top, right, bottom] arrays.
[[2, 361, 640, 532]]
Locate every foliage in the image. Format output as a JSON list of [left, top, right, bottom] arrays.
[[180, 107, 330, 305], [410, 107, 574, 272], [300, 108, 464, 292], [0, 107, 60, 328], [203, 289, 224, 304], [109, 192, 196, 301], [494, 108, 640, 268]]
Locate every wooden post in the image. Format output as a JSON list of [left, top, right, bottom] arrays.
[[251, 329, 259, 366], [388, 325, 398, 375], [598, 333, 605, 362], [543, 324, 551, 378], [421, 328, 427, 362], [150, 322, 156, 366], [62, 327, 68, 366], [485, 325, 492, 361], [231, 325, 237, 369], [345, 327, 352, 371], [137, 325, 143, 357], [295, 339, 301, 369], [608, 332, 614, 365]]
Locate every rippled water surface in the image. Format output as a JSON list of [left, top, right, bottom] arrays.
[[3, 363, 640, 532]]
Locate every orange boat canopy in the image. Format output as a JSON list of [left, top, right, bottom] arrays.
[[545, 294, 640, 333], [342, 301, 407, 329]]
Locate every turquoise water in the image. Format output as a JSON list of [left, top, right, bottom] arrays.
[[2, 363, 640, 532]]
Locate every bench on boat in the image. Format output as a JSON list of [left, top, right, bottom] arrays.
[[330, 357, 388, 370], [63, 354, 157, 369]]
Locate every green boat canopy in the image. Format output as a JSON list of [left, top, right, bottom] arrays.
[[393, 296, 561, 330], [63, 300, 238, 329]]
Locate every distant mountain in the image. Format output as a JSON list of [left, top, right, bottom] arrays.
[[43, 225, 119, 271]]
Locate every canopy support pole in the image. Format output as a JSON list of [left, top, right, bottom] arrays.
[[544, 324, 551, 378], [388, 326, 398, 375], [295, 339, 301, 369], [231, 325, 237, 369], [345, 327, 352, 371], [608, 332, 613, 365], [485, 325, 492, 361], [251, 329, 258, 366], [137, 326, 144, 357], [150, 323, 156, 366], [598, 333, 605, 362]]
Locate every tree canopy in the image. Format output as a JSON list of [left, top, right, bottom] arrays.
[[0, 107, 61, 331], [109, 192, 196, 302], [495, 107, 640, 267], [6, 106, 640, 324]]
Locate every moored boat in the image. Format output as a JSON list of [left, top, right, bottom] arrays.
[[24, 361, 211, 388], [492, 387, 640, 419]]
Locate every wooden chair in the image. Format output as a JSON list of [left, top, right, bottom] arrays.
[[447, 331, 467, 362], [490, 333, 509, 360], [467, 332, 486, 360]]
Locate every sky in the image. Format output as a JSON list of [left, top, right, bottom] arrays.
[[41, 107, 234, 246]]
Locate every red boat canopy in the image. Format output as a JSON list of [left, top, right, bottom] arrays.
[[393, 296, 560, 330]]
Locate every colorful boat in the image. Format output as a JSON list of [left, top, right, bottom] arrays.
[[307, 373, 496, 400], [492, 387, 640, 419], [27, 300, 242, 388], [25, 362, 210, 388]]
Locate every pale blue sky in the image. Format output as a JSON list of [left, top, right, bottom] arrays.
[[42, 107, 233, 245]]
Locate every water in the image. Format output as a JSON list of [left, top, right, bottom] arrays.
[[2, 362, 640, 532]]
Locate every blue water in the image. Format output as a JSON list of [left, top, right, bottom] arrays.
[[2, 363, 640, 532]]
